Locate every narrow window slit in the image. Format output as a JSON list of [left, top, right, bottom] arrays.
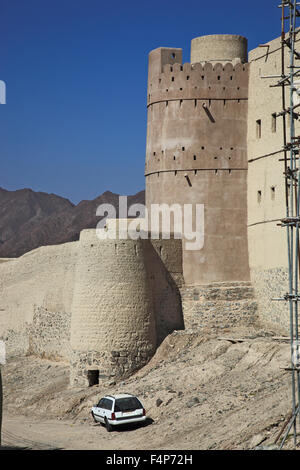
[[272, 113, 277, 133], [271, 186, 276, 200], [257, 190, 262, 203], [256, 119, 262, 139]]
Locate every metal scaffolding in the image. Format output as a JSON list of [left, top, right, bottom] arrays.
[[275, 0, 300, 449]]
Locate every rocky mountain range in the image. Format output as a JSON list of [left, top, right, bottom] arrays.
[[0, 187, 145, 258]]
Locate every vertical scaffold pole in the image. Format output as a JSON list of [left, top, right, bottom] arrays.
[[278, 0, 300, 449]]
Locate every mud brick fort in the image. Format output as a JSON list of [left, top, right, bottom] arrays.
[[0, 33, 292, 386]]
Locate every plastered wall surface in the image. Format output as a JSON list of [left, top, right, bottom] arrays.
[[0, 242, 78, 359], [247, 34, 300, 332]]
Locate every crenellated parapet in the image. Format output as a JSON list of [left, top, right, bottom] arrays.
[[147, 61, 249, 105]]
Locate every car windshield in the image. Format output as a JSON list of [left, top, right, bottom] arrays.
[[114, 397, 142, 412]]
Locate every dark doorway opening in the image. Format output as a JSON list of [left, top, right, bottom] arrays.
[[87, 370, 99, 387]]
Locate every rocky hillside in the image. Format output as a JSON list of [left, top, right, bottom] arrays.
[[0, 187, 145, 258]]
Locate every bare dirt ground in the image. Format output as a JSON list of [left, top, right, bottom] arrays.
[[1, 325, 299, 450]]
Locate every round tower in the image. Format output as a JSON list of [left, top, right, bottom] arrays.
[[70, 226, 156, 386], [145, 35, 250, 285], [191, 34, 247, 64]]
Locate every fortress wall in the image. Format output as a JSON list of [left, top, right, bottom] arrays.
[[70, 229, 157, 386], [0, 220, 184, 383], [144, 238, 184, 345], [146, 45, 250, 285], [247, 34, 300, 332], [0, 242, 78, 359]]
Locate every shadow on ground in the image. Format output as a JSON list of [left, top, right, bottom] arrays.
[[111, 417, 154, 433]]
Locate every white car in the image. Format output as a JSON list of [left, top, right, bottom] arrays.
[[91, 393, 146, 432]]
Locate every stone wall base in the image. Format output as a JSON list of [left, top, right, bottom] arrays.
[[180, 281, 258, 330], [70, 345, 155, 387]]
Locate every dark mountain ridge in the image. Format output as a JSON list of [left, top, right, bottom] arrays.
[[0, 187, 145, 258]]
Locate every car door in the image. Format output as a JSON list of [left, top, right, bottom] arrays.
[[94, 399, 105, 423], [104, 399, 113, 421]]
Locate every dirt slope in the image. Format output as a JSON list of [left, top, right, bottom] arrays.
[[1, 325, 297, 450]]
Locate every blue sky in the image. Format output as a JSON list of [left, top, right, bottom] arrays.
[[0, 0, 281, 204]]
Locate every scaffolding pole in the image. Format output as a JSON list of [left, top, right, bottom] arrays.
[[276, 0, 300, 449]]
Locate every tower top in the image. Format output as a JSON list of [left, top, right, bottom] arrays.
[[190, 34, 248, 64]]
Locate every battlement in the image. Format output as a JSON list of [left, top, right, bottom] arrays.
[[148, 61, 249, 105]]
